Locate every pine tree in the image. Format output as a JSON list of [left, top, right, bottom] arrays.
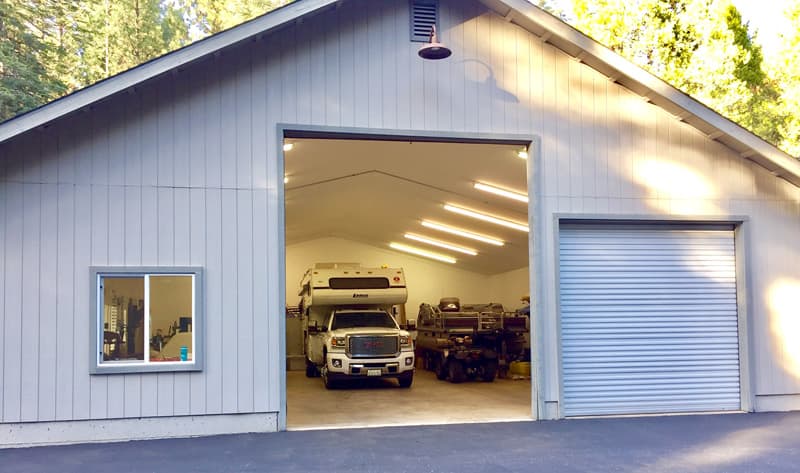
[[0, 0, 66, 121]]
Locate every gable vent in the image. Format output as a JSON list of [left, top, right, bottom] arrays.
[[410, 0, 439, 42]]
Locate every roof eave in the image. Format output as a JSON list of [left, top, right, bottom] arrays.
[[483, 0, 800, 187]]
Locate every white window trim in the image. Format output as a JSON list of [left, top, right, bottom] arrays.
[[90, 267, 204, 375]]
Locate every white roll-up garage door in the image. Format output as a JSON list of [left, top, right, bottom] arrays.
[[559, 224, 741, 416]]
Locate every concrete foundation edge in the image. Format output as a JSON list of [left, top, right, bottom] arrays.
[[0, 412, 278, 449], [755, 394, 800, 412]]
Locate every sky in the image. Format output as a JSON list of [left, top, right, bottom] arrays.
[[730, 0, 793, 60]]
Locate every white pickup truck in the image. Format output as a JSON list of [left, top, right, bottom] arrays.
[[299, 263, 415, 389]]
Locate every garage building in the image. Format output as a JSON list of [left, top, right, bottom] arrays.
[[1, 0, 799, 447]]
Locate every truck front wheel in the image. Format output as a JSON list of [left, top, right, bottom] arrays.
[[305, 358, 320, 378], [322, 365, 337, 389], [398, 372, 414, 388]]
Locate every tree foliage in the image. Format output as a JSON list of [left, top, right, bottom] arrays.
[[562, 0, 796, 155], [0, 0, 67, 119], [0, 0, 290, 123], [770, 3, 800, 157]]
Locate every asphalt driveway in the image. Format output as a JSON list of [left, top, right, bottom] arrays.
[[2, 412, 799, 473]]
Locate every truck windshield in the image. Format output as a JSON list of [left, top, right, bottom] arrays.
[[331, 312, 397, 330]]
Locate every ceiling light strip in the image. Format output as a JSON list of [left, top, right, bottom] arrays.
[[404, 233, 478, 256], [389, 242, 456, 264], [420, 220, 505, 246], [474, 182, 528, 203], [444, 204, 529, 232]]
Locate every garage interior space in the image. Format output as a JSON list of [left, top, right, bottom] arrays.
[[283, 137, 533, 429]]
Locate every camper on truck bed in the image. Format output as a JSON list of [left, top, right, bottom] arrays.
[[299, 263, 415, 389]]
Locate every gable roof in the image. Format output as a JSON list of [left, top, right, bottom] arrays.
[[1, 0, 798, 186]]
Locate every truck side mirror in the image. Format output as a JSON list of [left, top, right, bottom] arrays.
[[308, 322, 319, 334]]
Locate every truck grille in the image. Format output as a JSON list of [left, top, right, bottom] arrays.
[[348, 335, 398, 358]]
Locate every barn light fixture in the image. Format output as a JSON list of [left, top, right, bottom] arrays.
[[404, 233, 478, 256], [418, 25, 452, 60], [474, 182, 528, 203], [444, 204, 529, 232], [421, 220, 504, 246], [389, 242, 456, 264]]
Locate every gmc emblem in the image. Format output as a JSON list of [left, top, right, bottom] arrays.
[[352, 293, 368, 298], [364, 341, 384, 348]]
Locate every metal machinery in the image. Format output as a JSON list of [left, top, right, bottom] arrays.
[[416, 298, 528, 383]]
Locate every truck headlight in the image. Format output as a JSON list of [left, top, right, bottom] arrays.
[[331, 336, 346, 348], [399, 335, 411, 347]]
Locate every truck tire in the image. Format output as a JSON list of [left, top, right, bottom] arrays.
[[435, 355, 448, 380], [448, 360, 466, 384], [481, 360, 498, 382], [305, 358, 320, 378], [398, 372, 414, 388], [322, 365, 337, 389]]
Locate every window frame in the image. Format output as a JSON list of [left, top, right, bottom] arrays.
[[90, 266, 204, 375]]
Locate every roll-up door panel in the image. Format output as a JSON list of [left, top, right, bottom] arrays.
[[559, 225, 741, 416]]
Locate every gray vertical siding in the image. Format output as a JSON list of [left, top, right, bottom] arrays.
[[1, 0, 799, 424]]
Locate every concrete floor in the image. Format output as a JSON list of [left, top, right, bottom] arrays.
[[287, 368, 532, 429], [4, 412, 800, 473]]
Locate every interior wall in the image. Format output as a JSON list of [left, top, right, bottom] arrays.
[[285, 237, 502, 319], [487, 267, 530, 312]]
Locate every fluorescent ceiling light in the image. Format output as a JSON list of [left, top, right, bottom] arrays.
[[389, 242, 456, 264], [283, 142, 294, 152], [517, 148, 528, 159], [444, 204, 529, 232], [404, 233, 477, 256], [421, 220, 504, 246], [284, 176, 289, 184], [474, 182, 528, 203]]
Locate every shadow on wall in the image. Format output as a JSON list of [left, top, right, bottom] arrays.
[[461, 59, 520, 104]]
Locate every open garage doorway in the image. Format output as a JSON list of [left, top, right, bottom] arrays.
[[282, 130, 535, 430]]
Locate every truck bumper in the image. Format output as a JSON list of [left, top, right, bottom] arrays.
[[326, 351, 415, 378]]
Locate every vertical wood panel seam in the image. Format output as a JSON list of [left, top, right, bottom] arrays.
[[71, 185, 76, 420], [35, 182, 42, 421], [53, 182, 60, 419], [1, 183, 5, 421], [18, 184, 24, 420], [249, 191, 254, 411]]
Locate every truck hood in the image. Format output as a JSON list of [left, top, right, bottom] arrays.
[[331, 327, 408, 337]]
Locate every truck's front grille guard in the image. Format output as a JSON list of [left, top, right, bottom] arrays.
[[347, 335, 400, 358]]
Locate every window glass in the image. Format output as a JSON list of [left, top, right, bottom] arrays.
[[332, 312, 397, 330], [102, 277, 145, 361], [97, 272, 196, 369], [149, 275, 194, 362]]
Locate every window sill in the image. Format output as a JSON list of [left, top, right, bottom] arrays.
[[91, 361, 202, 375]]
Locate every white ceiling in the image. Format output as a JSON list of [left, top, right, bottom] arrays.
[[284, 138, 530, 275]]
